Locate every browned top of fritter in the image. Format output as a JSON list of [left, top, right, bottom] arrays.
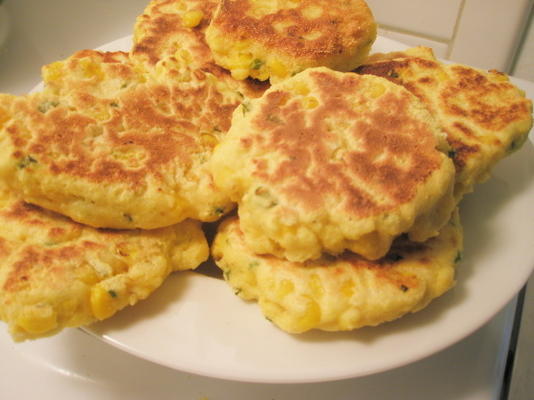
[[131, 0, 269, 97], [44, 50, 143, 97], [132, 0, 218, 66], [6, 78, 237, 188], [243, 70, 445, 216], [0, 199, 93, 294], [211, 0, 376, 59], [356, 54, 533, 173]]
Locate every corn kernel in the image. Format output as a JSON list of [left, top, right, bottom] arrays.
[[308, 273, 324, 297], [302, 96, 319, 109], [295, 297, 321, 332], [177, 49, 192, 64], [182, 10, 204, 28], [490, 70, 509, 82], [341, 280, 354, 298], [90, 286, 119, 320], [213, 165, 237, 192], [302, 5, 322, 19], [369, 83, 385, 99], [17, 307, 57, 334], [200, 133, 218, 147], [255, 70, 270, 81], [292, 81, 310, 96], [91, 107, 110, 121], [436, 69, 449, 82], [235, 53, 254, 69], [75, 267, 100, 286], [43, 61, 64, 83], [80, 59, 104, 81], [0, 109, 9, 130], [231, 68, 250, 80], [276, 279, 294, 298], [268, 59, 288, 78]]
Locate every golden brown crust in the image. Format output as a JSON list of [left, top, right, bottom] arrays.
[[211, 68, 455, 261], [7, 82, 232, 188], [246, 69, 444, 217], [212, 0, 375, 60], [132, 0, 217, 67], [0, 46, 248, 228], [132, 0, 269, 97], [0, 182, 209, 341], [212, 211, 462, 333], [356, 49, 533, 197]]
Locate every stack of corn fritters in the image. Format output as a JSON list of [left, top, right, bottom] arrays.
[[0, 0, 531, 341]]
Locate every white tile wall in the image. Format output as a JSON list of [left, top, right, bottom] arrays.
[[450, 0, 532, 71], [512, 16, 534, 82], [367, 0, 533, 77], [378, 28, 449, 58], [367, 0, 463, 40]]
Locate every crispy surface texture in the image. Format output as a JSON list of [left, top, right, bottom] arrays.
[[0, 182, 208, 341], [205, 0, 377, 82], [0, 49, 244, 229], [212, 210, 462, 334], [132, 0, 269, 97], [356, 46, 534, 198], [210, 68, 456, 261], [0, 0, 272, 229]]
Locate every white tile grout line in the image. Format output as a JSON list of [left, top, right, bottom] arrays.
[[509, 2, 534, 74], [446, 0, 466, 60], [376, 23, 451, 45]]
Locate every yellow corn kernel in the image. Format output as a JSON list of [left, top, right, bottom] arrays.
[[212, 165, 238, 194], [231, 68, 250, 81], [255, 69, 270, 81], [295, 297, 321, 332], [302, 5, 322, 19], [177, 49, 192, 64], [369, 83, 385, 99], [235, 53, 254, 69], [302, 96, 319, 109], [17, 307, 57, 335], [308, 273, 324, 297], [276, 279, 295, 298], [273, 20, 293, 33], [91, 108, 110, 121], [490, 70, 509, 82], [0, 109, 9, 130], [200, 133, 219, 147], [90, 286, 119, 320], [341, 280, 354, 298], [43, 61, 64, 83], [182, 10, 204, 28], [209, 36, 227, 52], [268, 59, 288, 78], [292, 81, 310, 96], [75, 267, 100, 286], [80, 59, 104, 81], [234, 40, 250, 51], [436, 69, 449, 82]]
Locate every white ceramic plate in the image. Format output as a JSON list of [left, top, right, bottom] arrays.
[[79, 36, 534, 384]]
